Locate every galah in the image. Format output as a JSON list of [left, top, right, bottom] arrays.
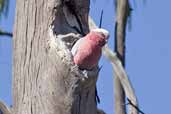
[[71, 28, 109, 104], [71, 28, 109, 70]]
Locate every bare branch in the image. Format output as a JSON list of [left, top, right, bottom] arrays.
[[0, 101, 11, 114], [114, 0, 132, 114], [102, 45, 138, 114], [0, 30, 12, 37]]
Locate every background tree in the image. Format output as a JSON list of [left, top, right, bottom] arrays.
[[114, 0, 130, 114], [0, 0, 9, 18]]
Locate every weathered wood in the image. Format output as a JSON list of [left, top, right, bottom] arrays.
[[13, 0, 101, 114], [114, 0, 130, 114]]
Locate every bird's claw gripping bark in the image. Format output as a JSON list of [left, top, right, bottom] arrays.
[[80, 70, 89, 79], [71, 64, 99, 82], [71, 65, 89, 80]]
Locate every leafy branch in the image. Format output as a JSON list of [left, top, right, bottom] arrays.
[[0, 0, 9, 19]]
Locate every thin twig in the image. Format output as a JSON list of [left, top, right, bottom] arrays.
[[99, 10, 103, 28], [127, 98, 145, 114], [0, 30, 13, 37]]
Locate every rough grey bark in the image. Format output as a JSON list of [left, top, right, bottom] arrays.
[[12, 0, 102, 114], [114, 0, 130, 114]]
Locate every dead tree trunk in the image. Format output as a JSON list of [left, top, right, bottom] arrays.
[[11, 0, 102, 114], [114, 0, 130, 114]]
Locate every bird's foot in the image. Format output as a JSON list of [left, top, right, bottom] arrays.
[[71, 65, 99, 81], [80, 70, 89, 79], [71, 65, 88, 80]]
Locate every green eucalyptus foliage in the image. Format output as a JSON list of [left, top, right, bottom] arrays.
[[0, 0, 9, 19], [0, 0, 11, 37]]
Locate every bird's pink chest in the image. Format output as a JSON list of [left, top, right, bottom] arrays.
[[74, 40, 102, 69]]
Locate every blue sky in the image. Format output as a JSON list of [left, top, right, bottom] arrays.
[[0, 0, 171, 114]]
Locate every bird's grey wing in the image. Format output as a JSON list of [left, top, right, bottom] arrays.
[[71, 38, 84, 56]]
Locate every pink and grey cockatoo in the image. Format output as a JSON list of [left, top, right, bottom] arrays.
[[71, 28, 109, 70], [71, 28, 109, 104]]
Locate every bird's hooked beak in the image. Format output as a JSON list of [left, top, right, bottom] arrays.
[[91, 28, 109, 41], [102, 30, 109, 43]]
